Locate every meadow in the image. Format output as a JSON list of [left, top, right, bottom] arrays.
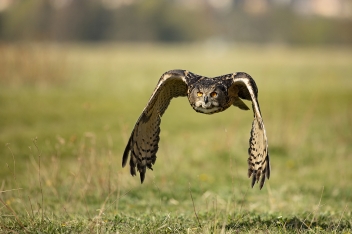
[[0, 43, 351, 233]]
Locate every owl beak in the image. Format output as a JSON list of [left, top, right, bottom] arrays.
[[204, 95, 209, 104]]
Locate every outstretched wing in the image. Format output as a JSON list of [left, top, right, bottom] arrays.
[[122, 69, 202, 183], [226, 72, 270, 189]]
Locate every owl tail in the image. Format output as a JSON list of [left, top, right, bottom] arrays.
[[233, 97, 250, 110]]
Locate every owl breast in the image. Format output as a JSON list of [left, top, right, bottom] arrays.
[[194, 106, 222, 114]]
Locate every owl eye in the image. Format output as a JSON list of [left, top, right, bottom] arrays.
[[210, 92, 217, 98], [197, 92, 203, 97]]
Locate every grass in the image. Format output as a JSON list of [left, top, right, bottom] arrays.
[[0, 43, 351, 233]]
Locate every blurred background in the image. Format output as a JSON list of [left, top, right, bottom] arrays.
[[0, 0, 352, 230], [1, 0, 352, 44]]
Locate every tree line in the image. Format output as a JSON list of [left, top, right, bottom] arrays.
[[1, 0, 351, 45]]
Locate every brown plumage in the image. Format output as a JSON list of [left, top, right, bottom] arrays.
[[122, 69, 270, 189]]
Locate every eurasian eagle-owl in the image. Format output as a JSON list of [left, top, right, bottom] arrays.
[[123, 69, 270, 189]]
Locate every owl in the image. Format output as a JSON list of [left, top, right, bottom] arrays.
[[123, 70, 270, 189]]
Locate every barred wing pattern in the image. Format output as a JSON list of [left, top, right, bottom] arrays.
[[123, 69, 270, 189], [122, 70, 202, 183], [225, 73, 270, 189]]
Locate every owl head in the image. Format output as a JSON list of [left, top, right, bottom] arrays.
[[189, 84, 227, 114]]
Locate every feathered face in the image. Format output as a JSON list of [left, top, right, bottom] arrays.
[[189, 85, 227, 114]]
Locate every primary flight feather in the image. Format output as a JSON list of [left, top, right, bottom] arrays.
[[122, 69, 270, 189]]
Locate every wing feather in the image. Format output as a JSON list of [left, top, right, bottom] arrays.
[[122, 69, 202, 183], [226, 72, 270, 189]]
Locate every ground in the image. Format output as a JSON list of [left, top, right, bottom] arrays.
[[0, 43, 351, 233]]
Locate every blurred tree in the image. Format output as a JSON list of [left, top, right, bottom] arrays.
[[105, 0, 213, 41], [0, 0, 351, 45], [49, 0, 111, 41]]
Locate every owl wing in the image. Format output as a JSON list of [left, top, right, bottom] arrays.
[[122, 69, 203, 183], [225, 72, 270, 189]]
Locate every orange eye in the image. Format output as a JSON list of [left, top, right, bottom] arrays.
[[210, 92, 217, 98], [197, 92, 203, 97]]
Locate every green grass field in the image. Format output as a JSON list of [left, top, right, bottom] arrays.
[[0, 43, 351, 233]]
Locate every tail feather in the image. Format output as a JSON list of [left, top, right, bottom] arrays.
[[122, 133, 133, 167], [233, 97, 250, 110], [248, 117, 270, 189]]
